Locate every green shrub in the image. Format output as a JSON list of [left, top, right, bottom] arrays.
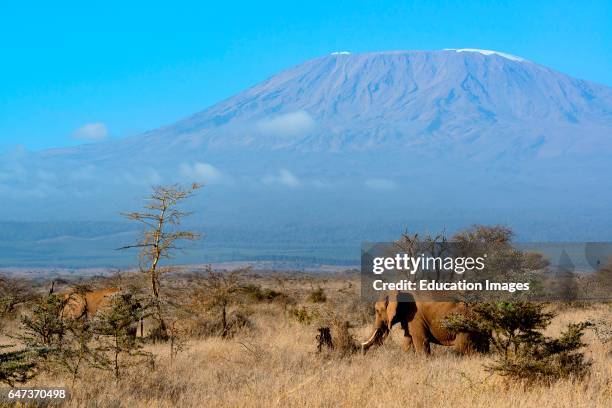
[[489, 322, 592, 383], [91, 293, 152, 381], [0, 345, 42, 386], [18, 294, 93, 384], [20, 294, 68, 347], [242, 284, 285, 302], [289, 306, 317, 325], [443, 302, 592, 384], [307, 287, 326, 303]]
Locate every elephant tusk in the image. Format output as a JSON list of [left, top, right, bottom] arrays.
[[361, 328, 380, 348]]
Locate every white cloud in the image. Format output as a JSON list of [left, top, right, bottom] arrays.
[[278, 169, 300, 187], [264, 168, 301, 188], [72, 123, 108, 141], [364, 178, 398, 190], [180, 162, 222, 183], [257, 111, 315, 137]]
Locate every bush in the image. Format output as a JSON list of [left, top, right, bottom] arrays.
[[18, 294, 95, 384], [242, 284, 285, 302], [308, 287, 326, 303], [289, 306, 318, 325], [588, 316, 612, 345], [331, 321, 359, 356], [186, 311, 254, 339], [190, 269, 247, 339], [490, 322, 592, 383], [20, 294, 69, 347], [91, 292, 152, 381], [0, 276, 37, 319], [0, 345, 42, 386], [315, 321, 359, 357], [443, 302, 592, 384]]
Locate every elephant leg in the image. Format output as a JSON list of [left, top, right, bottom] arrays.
[[400, 321, 413, 352], [402, 335, 413, 352], [454, 332, 484, 354], [453, 333, 468, 354], [411, 334, 431, 354], [408, 319, 431, 355]]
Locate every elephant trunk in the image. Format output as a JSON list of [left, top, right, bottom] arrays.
[[361, 326, 389, 352]]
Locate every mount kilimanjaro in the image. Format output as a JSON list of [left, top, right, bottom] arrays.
[[2, 49, 612, 267]]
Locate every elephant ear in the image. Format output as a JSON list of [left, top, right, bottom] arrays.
[[386, 291, 415, 328], [385, 298, 399, 329], [62, 293, 87, 320]]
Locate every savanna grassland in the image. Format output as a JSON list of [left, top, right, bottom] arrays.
[[1, 271, 611, 408]]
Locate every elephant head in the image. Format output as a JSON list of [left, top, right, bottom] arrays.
[[61, 287, 121, 321], [361, 292, 415, 352]]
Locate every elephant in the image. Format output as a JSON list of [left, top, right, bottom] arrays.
[[361, 292, 489, 354], [61, 287, 121, 320], [60, 287, 143, 338]]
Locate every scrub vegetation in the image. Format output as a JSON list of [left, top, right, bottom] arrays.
[[0, 270, 610, 407]]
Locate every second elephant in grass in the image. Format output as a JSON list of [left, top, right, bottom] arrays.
[[60, 287, 141, 338], [61, 287, 121, 320], [361, 292, 489, 354]]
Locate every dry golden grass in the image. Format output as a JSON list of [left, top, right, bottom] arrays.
[[4, 275, 612, 408]]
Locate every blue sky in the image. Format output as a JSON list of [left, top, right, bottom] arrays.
[[1, 0, 610, 151]]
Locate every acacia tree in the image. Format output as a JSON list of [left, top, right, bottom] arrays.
[[394, 231, 448, 280], [120, 183, 201, 338], [443, 302, 592, 383], [0, 276, 37, 318], [191, 267, 246, 338], [17, 294, 92, 385], [20, 294, 68, 347], [91, 293, 151, 381]]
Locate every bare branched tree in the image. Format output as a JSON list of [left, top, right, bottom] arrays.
[[119, 183, 201, 338], [0, 276, 37, 318], [191, 267, 247, 338], [393, 231, 448, 280]]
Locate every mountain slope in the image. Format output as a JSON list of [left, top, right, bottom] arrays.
[[37, 49, 612, 161], [2, 50, 612, 266], [128, 49, 612, 156]]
